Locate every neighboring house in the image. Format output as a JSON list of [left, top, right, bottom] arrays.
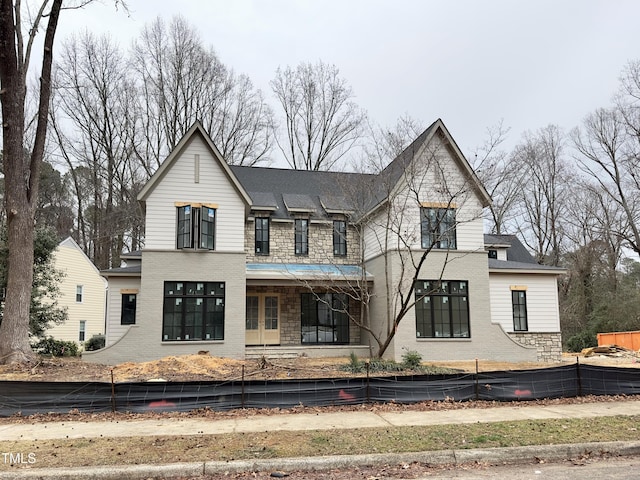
[[84, 119, 565, 365], [44, 237, 107, 347]]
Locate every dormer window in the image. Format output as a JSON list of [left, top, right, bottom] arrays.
[[176, 204, 216, 250], [488, 249, 498, 259]]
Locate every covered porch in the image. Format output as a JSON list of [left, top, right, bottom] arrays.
[[245, 263, 373, 359]]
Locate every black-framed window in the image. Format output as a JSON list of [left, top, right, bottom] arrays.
[[79, 320, 86, 342], [255, 217, 270, 255], [162, 281, 225, 341], [415, 280, 469, 338], [420, 207, 456, 249], [301, 293, 349, 344], [295, 219, 308, 255], [488, 249, 498, 259], [176, 205, 216, 250], [121, 294, 137, 325], [512, 290, 528, 331], [333, 220, 347, 256]]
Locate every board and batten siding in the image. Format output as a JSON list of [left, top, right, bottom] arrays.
[[489, 273, 561, 332], [144, 135, 246, 251], [45, 238, 107, 345]]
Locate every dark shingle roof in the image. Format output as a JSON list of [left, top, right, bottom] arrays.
[[230, 165, 373, 220], [484, 234, 565, 273]]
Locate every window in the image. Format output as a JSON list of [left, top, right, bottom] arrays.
[[488, 249, 498, 259], [415, 280, 469, 338], [420, 207, 456, 249], [301, 293, 349, 344], [176, 205, 216, 250], [295, 219, 308, 255], [512, 290, 528, 331], [76, 285, 83, 303], [333, 220, 347, 256], [255, 217, 270, 255], [121, 294, 137, 325], [162, 282, 225, 341], [79, 320, 86, 342]]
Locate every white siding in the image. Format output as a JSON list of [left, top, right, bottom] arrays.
[[144, 135, 246, 251], [489, 273, 561, 332], [104, 277, 141, 346], [45, 239, 107, 346], [362, 136, 486, 261]]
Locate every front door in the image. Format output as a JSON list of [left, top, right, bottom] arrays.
[[245, 295, 280, 345]]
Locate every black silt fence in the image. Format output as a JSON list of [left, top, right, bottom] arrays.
[[2, 363, 640, 417]]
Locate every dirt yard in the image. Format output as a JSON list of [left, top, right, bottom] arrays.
[[0, 350, 638, 383]]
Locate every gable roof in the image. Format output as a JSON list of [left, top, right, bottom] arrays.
[[58, 236, 105, 281], [137, 121, 252, 209], [371, 119, 492, 212], [231, 118, 490, 221]]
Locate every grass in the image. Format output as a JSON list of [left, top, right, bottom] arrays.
[[2, 415, 640, 470]]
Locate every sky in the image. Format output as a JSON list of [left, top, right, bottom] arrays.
[[55, 0, 640, 160]]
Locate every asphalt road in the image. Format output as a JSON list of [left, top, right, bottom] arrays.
[[412, 456, 640, 479]]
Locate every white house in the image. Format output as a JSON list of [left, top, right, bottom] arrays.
[[44, 237, 107, 347], [84, 120, 565, 365]]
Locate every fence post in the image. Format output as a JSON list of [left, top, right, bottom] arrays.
[[241, 365, 245, 409], [110, 368, 116, 413], [576, 356, 582, 397], [366, 360, 370, 404], [475, 358, 479, 401]]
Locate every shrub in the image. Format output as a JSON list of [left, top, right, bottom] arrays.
[[566, 330, 597, 352], [33, 337, 79, 357], [84, 334, 105, 351], [401, 349, 423, 369]]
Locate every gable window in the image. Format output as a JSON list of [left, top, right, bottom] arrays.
[[162, 282, 225, 341], [176, 205, 216, 250], [76, 285, 83, 303], [512, 290, 528, 331], [415, 280, 469, 338], [420, 207, 456, 249], [121, 294, 137, 325], [79, 320, 86, 342], [301, 293, 349, 344], [295, 219, 309, 255], [255, 217, 270, 255], [333, 220, 347, 256]]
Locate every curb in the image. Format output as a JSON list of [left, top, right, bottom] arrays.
[[2, 441, 640, 479]]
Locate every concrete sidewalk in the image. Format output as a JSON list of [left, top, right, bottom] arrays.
[[2, 399, 640, 441], [3, 400, 640, 479]]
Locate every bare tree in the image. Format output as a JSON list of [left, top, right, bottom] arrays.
[[0, 0, 62, 364], [131, 15, 273, 168], [271, 60, 366, 171], [292, 126, 482, 358], [572, 107, 640, 257], [512, 125, 570, 266], [51, 31, 141, 268], [472, 120, 526, 235], [357, 114, 424, 173]]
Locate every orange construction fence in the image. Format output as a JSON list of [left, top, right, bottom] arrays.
[[597, 330, 640, 351]]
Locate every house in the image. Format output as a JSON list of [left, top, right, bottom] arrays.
[[44, 237, 107, 347], [83, 119, 565, 365]]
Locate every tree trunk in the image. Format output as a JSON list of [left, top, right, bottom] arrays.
[[0, 0, 62, 364]]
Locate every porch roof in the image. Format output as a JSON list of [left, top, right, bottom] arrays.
[[246, 263, 373, 282]]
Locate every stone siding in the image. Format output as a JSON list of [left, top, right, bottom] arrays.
[[508, 332, 563, 363], [245, 218, 360, 264]]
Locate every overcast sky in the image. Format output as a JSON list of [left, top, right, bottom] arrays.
[[57, 0, 640, 160]]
